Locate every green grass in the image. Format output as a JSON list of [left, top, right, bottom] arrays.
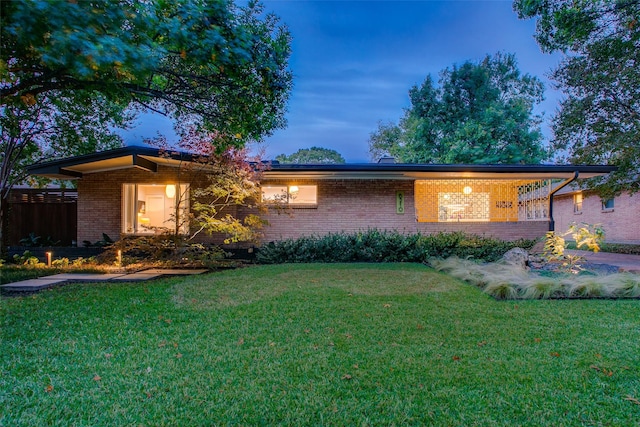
[[2, 264, 640, 426]]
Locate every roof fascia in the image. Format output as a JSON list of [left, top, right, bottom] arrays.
[[263, 164, 617, 180], [27, 146, 195, 177]]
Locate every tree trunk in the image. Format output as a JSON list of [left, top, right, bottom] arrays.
[[0, 193, 9, 259]]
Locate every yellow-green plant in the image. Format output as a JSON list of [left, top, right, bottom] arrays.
[[51, 258, 70, 268], [542, 231, 566, 260], [568, 223, 605, 253], [543, 223, 605, 273]]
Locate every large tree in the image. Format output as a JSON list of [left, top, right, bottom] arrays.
[[514, 0, 640, 197], [275, 146, 346, 164], [369, 53, 547, 164], [0, 0, 292, 251]]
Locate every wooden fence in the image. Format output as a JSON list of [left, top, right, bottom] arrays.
[[7, 189, 78, 246]]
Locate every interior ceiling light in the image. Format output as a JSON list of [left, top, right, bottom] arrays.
[[165, 184, 176, 198]]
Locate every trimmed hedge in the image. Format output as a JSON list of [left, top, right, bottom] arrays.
[[566, 241, 640, 255], [256, 230, 537, 264]]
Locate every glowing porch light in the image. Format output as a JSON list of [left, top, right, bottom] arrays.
[[463, 186, 473, 195], [289, 185, 299, 193], [165, 184, 176, 198]]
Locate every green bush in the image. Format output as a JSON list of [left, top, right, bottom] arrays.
[[102, 234, 228, 268], [51, 257, 70, 268], [12, 251, 45, 267], [256, 230, 536, 264], [565, 240, 640, 255]]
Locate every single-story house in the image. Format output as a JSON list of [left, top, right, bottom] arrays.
[[552, 186, 640, 244], [27, 146, 616, 246]]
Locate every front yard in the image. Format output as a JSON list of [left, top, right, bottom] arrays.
[[2, 263, 639, 426]]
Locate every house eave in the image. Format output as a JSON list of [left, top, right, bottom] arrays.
[[263, 164, 617, 181], [26, 146, 199, 179], [27, 147, 617, 181]]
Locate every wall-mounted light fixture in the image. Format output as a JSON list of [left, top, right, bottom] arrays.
[[165, 184, 176, 198], [289, 185, 299, 193], [463, 186, 473, 195]]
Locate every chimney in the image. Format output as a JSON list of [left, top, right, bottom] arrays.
[[377, 156, 396, 164]]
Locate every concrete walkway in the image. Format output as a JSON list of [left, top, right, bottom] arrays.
[[565, 250, 640, 273], [0, 269, 208, 294]]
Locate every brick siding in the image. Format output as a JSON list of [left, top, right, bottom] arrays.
[[78, 172, 550, 245], [77, 166, 205, 244], [250, 179, 548, 242], [553, 191, 640, 244]]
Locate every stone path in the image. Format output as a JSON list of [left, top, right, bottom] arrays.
[[0, 269, 208, 294]]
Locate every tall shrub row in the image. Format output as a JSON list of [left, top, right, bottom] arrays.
[[256, 230, 536, 264]]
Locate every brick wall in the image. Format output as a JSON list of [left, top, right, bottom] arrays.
[[252, 179, 548, 242], [553, 191, 640, 244], [78, 172, 550, 245], [77, 166, 203, 244]]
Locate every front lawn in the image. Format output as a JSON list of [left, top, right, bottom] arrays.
[[2, 264, 639, 426]]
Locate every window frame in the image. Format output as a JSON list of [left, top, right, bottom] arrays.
[[261, 184, 318, 208], [601, 197, 614, 211], [122, 183, 190, 235], [573, 192, 583, 214]]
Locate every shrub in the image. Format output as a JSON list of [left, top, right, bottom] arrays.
[[103, 234, 228, 268], [256, 230, 536, 264], [483, 281, 520, 300], [51, 257, 70, 268], [434, 256, 640, 300], [591, 243, 640, 256], [519, 279, 565, 300], [610, 274, 640, 298], [568, 278, 612, 298], [12, 251, 45, 267]]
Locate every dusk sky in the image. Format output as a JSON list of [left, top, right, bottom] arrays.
[[123, 0, 564, 162]]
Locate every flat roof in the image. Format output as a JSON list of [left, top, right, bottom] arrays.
[[265, 163, 616, 180], [27, 146, 617, 180]]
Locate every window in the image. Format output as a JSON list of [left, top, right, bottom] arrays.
[[602, 197, 614, 211], [123, 184, 189, 234], [438, 191, 490, 222], [573, 193, 583, 213], [262, 185, 317, 205], [415, 179, 544, 223]]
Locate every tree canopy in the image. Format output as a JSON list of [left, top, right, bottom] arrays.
[[275, 147, 346, 164], [514, 0, 640, 196], [1, 0, 292, 145], [369, 53, 547, 165], [0, 0, 292, 250]]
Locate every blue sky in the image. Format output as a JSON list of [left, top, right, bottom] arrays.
[[123, 0, 563, 162]]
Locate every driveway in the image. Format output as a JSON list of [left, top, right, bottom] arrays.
[[565, 250, 640, 273]]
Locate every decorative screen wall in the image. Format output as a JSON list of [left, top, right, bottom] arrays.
[[415, 179, 551, 222]]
